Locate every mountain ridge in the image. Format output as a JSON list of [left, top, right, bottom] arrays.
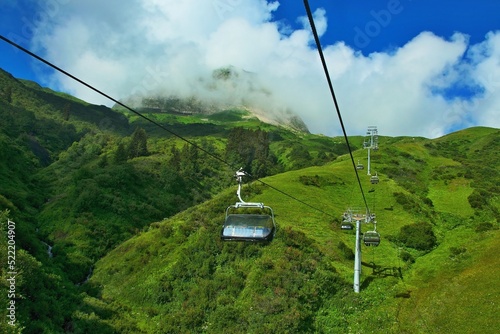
[[119, 65, 311, 133]]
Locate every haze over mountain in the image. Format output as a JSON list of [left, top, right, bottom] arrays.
[[121, 66, 310, 133], [2, 1, 500, 138]]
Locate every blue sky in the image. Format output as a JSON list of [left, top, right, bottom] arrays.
[[281, 0, 500, 53], [1, 0, 499, 137]]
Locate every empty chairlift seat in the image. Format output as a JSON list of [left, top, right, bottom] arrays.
[[222, 213, 274, 241], [363, 231, 380, 246], [222, 169, 276, 242], [341, 222, 354, 230]]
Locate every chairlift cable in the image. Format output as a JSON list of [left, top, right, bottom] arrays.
[[371, 186, 377, 217], [303, 0, 371, 216], [253, 176, 335, 218], [0, 35, 230, 169], [0, 34, 335, 219]]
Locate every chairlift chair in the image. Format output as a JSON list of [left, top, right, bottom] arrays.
[[363, 230, 380, 246], [341, 222, 354, 230], [370, 173, 379, 184], [221, 169, 276, 242], [356, 160, 364, 170], [341, 211, 354, 230]]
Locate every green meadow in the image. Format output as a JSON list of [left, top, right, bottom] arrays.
[[0, 68, 498, 333]]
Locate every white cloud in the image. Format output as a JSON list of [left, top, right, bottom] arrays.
[[30, 1, 500, 138], [466, 31, 500, 128], [297, 8, 327, 37], [323, 32, 470, 138]]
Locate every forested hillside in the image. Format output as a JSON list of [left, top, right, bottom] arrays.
[[0, 68, 499, 333], [0, 68, 347, 333]]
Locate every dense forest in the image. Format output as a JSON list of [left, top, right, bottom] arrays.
[[0, 68, 499, 333]]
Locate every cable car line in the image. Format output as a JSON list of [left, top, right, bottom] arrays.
[[0, 34, 230, 170], [0, 34, 335, 219], [250, 174, 335, 218], [303, 0, 371, 216]]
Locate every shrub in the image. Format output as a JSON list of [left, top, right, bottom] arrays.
[[399, 250, 415, 263], [159, 223, 174, 238], [449, 246, 467, 259], [337, 241, 354, 260], [393, 192, 420, 212], [299, 175, 321, 187], [397, 222, 437, 251], [475, 222, 493, 233], [422, 197, 434, 207], [468, 189, 488, 209]]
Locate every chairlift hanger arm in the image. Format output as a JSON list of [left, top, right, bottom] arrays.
[[222, 168, 276, 242], [233, 168, 266, 207]]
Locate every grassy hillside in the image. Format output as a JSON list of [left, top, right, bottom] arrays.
[[0, 69, 350, 332], [88, 127, 499, 333], [0, 68, 498, 333]]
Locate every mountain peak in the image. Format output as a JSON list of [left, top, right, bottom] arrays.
[[121, 66, 310, 133]]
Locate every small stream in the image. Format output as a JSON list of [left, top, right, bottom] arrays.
[[42, 241, 94, 285], [42, 242, 53, 258], [77, 266, 94, 286]]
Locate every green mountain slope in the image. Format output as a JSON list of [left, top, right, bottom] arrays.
[[88, 127, 499, 333], [0, 67, 498, 333], [0, 68, 349, 332]]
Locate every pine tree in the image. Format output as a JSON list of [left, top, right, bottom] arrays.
[[167, 145, 181, 170], [63, 103, 71, 121], [114, 142, 127, 164], [127, 128, 149, 159], [98, 154, 108, 168]]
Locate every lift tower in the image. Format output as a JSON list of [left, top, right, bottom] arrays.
[[364, 126, 378, 176], [342, 209, 377, 293]]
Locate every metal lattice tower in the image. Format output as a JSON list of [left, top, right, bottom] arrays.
[[364, 126, 378, 175]]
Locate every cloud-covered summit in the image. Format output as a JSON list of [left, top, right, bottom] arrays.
[[29, 0, 500, 138]]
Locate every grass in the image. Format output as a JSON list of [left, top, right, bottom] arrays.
[[428, 178, 474, 216], [4, 66, 500, 332], [396, 228, 499, 333], [86, 127, 500, 333], [6, 68, 499, 332]]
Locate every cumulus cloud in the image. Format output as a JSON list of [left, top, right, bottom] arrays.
[[30, 0, 500, 138], [466, 32, 500, 127]]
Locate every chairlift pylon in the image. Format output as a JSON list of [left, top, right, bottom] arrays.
[[221, 168, 276, 242]]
